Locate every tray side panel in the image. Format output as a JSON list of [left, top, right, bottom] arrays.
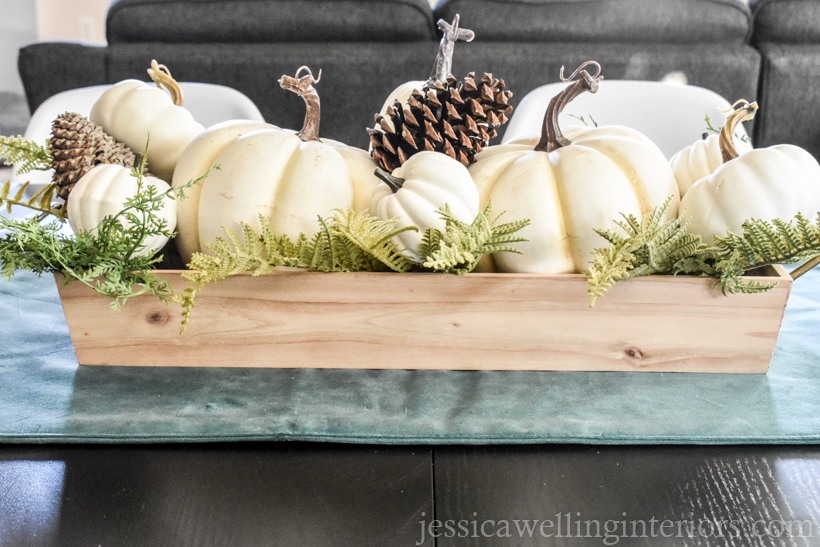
[[55, 270, 792, 372]]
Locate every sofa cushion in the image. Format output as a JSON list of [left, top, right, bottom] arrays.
[[752, 0, 820, 44], [435, 0, 751, 43], [106, 0, 437, 44]]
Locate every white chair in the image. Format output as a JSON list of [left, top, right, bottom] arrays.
[[10, 82, 265, 192], [502, 80, 750, 159]]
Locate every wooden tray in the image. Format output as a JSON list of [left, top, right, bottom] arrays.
[[55, 265, 792, 372]]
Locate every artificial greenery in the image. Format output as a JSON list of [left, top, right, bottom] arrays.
[[704, 113, 751, 144], [175, 203, 529, 330], [0, 136, 63, 219], [1, 179, 64, 220], [0, 135, 52, 174], [0, 156, 191, 309], [568, 113, 598, 127], [418, 204, 530, 274], [586, 197, 820, 306]]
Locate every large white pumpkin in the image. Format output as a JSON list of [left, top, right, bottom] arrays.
[[171, 66, 381, 264], [90, 61, 205, 183], [468, 61, 680, 273]]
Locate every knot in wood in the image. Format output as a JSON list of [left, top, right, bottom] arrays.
[[623, 346, 644, 360], [146, 309, 170, 326]]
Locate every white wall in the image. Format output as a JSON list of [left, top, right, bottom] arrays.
[[36, 0, 109, 44], [0, 0, 109, 95], [0, 1, 37, 94]]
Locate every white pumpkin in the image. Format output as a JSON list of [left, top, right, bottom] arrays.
[[468, 61, 680, 273], [680, 144, 820, 245], [669, 99, 756, 197], [90, 60, 205, 183], [67, 163, 177, 257], [171, 66, 381, 264], [371, 151, 479, 261], [171, 119, 273, 263], [372, 15, 474, 139]]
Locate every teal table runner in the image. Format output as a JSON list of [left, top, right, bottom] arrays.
[[1, 269, 819, 445]]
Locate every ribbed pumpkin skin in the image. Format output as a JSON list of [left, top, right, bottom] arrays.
[[469, 125, 680, 273], [680, 145, 820, 245], [171, 120, 273, 264], [370, 151, 480, 261], [171, 120, 381, 264], [67, 163, 177, 257], [669, 133, 753, 197], [90, 80, 204, 183]]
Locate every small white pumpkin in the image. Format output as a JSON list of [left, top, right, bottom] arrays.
[[171, 66, 381, 264], [680, 138, 820, 245], [468, 61, 680, 274], [370, 150, 479, 261], [669, 99, 756, 197], [90, 60, 205, 183], [67, 163, 177, 257]]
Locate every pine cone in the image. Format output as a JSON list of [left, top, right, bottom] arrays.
[[369, 72, 513, 172], [49, 112, 142, 200]]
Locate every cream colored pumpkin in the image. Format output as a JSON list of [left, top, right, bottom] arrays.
[[171, 67, 381, 264], [370, 151, 479, 261], [67, 163, 177, 257], [680, 144, 820, 245], [89, 61, 204, 182], [468, 61, 680, 273], [171, 119, 273, 263], [669, 100, 756, 197]]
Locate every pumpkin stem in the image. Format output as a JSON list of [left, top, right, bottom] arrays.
[[279, 66, 323, 142], [534, 60, 603, 153], [718, 99, 757, 163], [719, 99, 758, 162], [427, 14, 475, 86], [374, 167, 405, 193], [147, 60, 184, 106]]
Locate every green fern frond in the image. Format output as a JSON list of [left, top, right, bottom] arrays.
[[0, 136, 52, 175], [417, 225, 443, 262], [586, 244, 636, 305], [421, 202, 530, 274], [475, 208, 530, 256], [1, 179, 65, 220], [587, 201, 820, 305], [586, 197, 704, 306], [711, 213, 820, 282], [327, 208, 416, 272]]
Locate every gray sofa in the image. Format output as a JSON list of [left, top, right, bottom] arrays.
[[16, 0, 820, 159]]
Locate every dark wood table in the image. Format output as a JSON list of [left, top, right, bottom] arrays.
[[2, 443, 819, 546]]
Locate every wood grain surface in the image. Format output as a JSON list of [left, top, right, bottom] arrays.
[[435, 445, 820, 547], [3, 443, 820, 546], [56, 266, 791, 372]]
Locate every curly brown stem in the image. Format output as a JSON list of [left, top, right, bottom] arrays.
[[427, 14, 475, 86], [719, 99, 758, 163], [534, 60, 603, 153], [279, 66, 323, 142], [147, 60, 184, 106]]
